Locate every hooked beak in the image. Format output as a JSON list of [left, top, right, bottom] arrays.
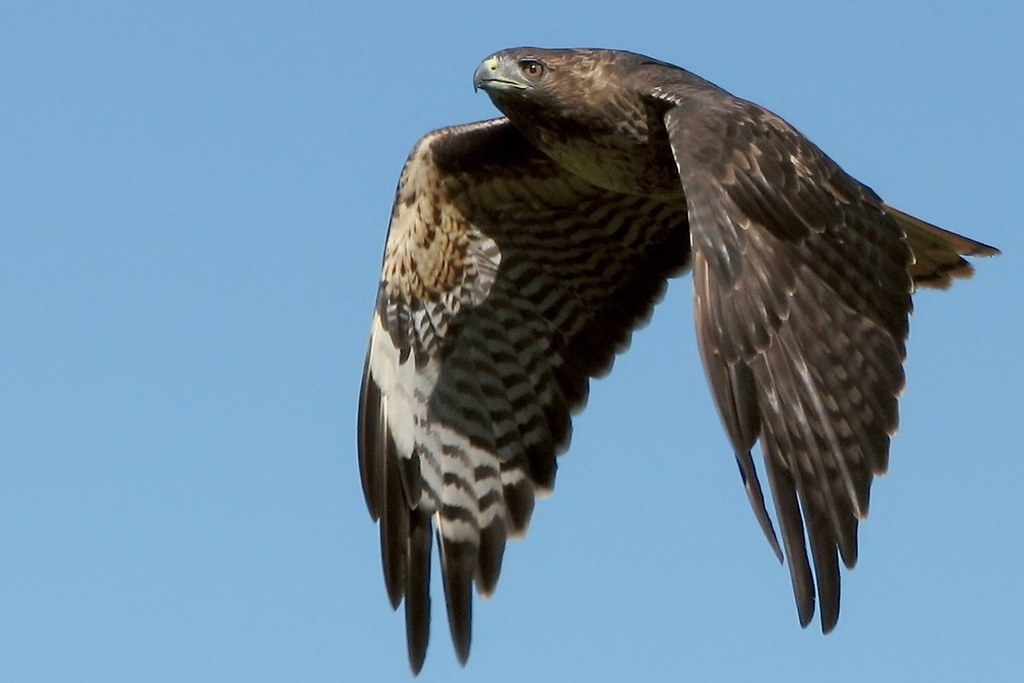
[[473, 55, 528, 93]]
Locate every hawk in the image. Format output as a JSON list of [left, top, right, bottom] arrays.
[[357, 47, 998, 673]]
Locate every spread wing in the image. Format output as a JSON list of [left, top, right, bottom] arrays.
[[660, 92, 913, 632], [359, 118, 690, 672]]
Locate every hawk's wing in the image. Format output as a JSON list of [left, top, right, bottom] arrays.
[[659, 92, 913, 632], [359, 118, 690, 671]]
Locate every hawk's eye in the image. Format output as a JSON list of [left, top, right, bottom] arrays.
[[518, 59, 546, 81]]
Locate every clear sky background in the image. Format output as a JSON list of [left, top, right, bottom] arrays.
[[3, 2, 1021, 681]]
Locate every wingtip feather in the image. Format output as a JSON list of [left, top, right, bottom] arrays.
[[438, 532, 475, 666], [405, 510, 433, 674]]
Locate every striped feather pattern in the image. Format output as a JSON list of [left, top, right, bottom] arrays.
[[360, 118, 690, 671]]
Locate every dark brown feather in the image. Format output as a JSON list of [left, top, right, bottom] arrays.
[[357, 356, 385, 521], [663, 89, 911, 632], [405, 510, 432, 674]]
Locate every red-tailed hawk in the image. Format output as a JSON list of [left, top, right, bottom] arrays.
[[358, 47, 998, 673]]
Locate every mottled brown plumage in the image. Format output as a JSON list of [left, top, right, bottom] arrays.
[[359, 47, 998, 673]]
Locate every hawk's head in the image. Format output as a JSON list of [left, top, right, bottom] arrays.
[[473, 47, 681, 195], [474, 48, 610, 95], [473, 48, 641, 131]]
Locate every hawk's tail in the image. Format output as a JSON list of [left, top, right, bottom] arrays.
[[883, 203, 1000, 289]]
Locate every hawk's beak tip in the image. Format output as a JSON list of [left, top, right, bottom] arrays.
[[473, 56, 502, 92]]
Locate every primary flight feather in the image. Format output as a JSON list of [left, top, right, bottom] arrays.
[[357, 47, 998, 673]]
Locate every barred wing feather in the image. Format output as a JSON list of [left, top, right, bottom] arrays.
[[359, 118, 691, 672]]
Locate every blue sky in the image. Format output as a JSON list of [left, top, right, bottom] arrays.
[[2, 2, 1021, 681]]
